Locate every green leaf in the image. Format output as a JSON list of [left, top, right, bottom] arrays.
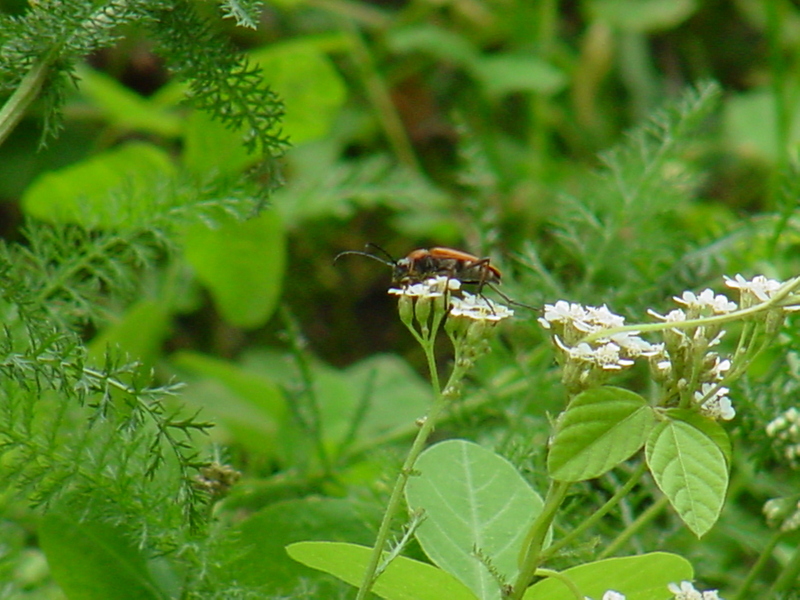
[[250, 39, 347, 145], [336, 354, 434, 449], [241, 350, 433, 458], [214, 499, 375, 596], [722, 87, 800, 164], [171, 351, 287, 458], [646, 417, 728, 537], [524, 552, 693, 600], [76, 66, 181, 138], [21, 142, 176, 227], [471, 54, 567, 98], [664, 408, 733, 468], [39, 514, 168, 600], [286, 541, 477, 600], [589, 0, 698, 31], [406, 440, 544, 600], [182, 109, 254, 176], [181, 210, 286, 328], [386, 24, 479, 68], [89, 300, 172, 369], [548, 387, 655, 481]]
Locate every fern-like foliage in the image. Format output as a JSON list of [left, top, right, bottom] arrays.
[[147, 0, 287, 159], [525, 81, 723, 310], [220, 0, 265, 30], [0, 0, 155, 142], [0, 0, 287, 160], [0, 224, 212, 538]]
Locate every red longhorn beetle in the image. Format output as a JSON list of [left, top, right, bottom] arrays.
[[334, 244, 533, 309]]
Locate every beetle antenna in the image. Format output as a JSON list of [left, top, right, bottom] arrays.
[[364, 243, 399, 266], [333, 249, 396, 268]]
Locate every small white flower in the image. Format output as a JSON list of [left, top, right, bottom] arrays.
[[585, 592, 627, 600], [649, 308, 688, 323], [668, 580, 722, 600], [539, 300, 588, 329], [594, 342, 634, 370], [695, 383, 735, 421], [450, 292, 514, 322], [724, 274, 782, 302], [708, 357, 731, 379], [564, 341, 632, 370], [388, 276, 460, 298], [675, 289, 738, 314], [607, 332, 661, 357], [585, 304, 626, 328]]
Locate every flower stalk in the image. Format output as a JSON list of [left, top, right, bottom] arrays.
[[356, 277, 514, 599]]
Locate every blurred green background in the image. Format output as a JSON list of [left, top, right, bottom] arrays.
[[2, 0, 800, 597]]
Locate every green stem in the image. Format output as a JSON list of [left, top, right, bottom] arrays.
[[342, 19, 422, 174], [580, 275, 800, 345], [541, 461, 647, 561], [598, 494, 669, 559], [509, 480, 571, 600], [534, 568, 584, 600], [355, 307, 462, 599], [0, 58, 51, 148], [732, 529, 782, 600], [354, 388, 451, 600], [768, 529, 800, 597]]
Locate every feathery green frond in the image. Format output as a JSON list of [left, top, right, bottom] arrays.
[[542, 81, 723, 306], [147, 0, 288, 161]]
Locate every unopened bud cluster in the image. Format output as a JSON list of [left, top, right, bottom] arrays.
[[766, 407, 800, 468]]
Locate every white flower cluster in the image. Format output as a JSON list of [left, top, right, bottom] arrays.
[[724, 274, 781, 305], [763, 496, 800, 532], [539, 301, 660, 391], [388, 275, 461, 298], [450, 291, 514, 322], [585, 581, 723, 600], [389, 276, 514, 323], [649, 286, 739, 421], [668, 580, 723, 600], [585, 591, 626, 600], [766, 407, 800, 467]]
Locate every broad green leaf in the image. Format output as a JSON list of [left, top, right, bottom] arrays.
[[589, 0, 698, 31], [646, 418, 728, 537], [76, 66, 180, 137], [89, 300, 172, 369], [525, 552, 693, 600], [722, 87, 800, 164], [182, 110, 254, 176], [250, 39, 347, 145], [39, 514, 167, 600], [386, 24, 479, 68], [181, 210, 286, 328], [286, 541, 477, 600], [214, 499, 375, 596], [548, 387, 655, 481], [22, 142, 175, 227], [406, 440, 544, 600], [240, 350, 433, 458], [471, 54, 567, 98], [171, 351, 287, 458], [664, 408, 733, 468], [336, 354, 434, 447]]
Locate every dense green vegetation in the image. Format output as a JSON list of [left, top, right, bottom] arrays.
[[1, 0, 799, 599]]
